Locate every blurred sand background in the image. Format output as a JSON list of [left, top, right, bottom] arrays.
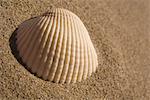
[[0, 0, 150, 99]]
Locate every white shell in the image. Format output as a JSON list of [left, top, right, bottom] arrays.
[[16, 8, 98, 84]]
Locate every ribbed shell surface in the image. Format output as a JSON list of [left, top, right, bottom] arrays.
[[16, 8, 98, 84]]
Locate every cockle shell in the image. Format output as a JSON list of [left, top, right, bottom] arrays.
[[16, 8, 98, 84]]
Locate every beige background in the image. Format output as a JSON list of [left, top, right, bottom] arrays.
[[0, 0, 150, 99]]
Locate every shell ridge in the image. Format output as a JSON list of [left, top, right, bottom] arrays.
[[80, 21, 96, 74], [18, 17, 43, 49], [92, 46, 98, 69], [70, 15, 80, 83], [53, 10, 68, 83], [52, 9, 66, 83], [82, 23, 98, 68], [26, 16, 50, 68], [17, 17, 39, 43], [41, 9, 60, 80], [83, 25, 93, 77], [19, 18, 44, 57], [78, 21, 88, 81], [59, 13, 72, 83], [81, 23, 88, 80], [17, 18, 41, 51], [29, 16, 52, 69], [19, 17, 44, 63], [41, 10, 59, 80], [76, 19, 85, 82], [35, 16, 56, 77], [47, 9, 63, 81], [17, 19, 33, 40], [45, 9, 60, 80], [66, 15, 77, 84], [90, 43, 97, 68], [36, 15, 55, 77], [80, 24, 92, 77], [87, 45, 92, 77], [35, 16, 56, 76], [74, 20, 81, 82], [28, 16, 50, 73], [90, 44, 95, 73], [31, 16, 55, 73]]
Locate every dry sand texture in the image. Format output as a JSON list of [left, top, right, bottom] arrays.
[[0, 0, 150, 99]]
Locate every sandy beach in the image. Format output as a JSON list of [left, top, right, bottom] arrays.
[[0, 0, 150, 99]]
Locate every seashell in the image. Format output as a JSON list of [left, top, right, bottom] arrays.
[[16, 8, 98, 84]]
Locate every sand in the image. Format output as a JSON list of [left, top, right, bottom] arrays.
[[0, 0, 150, 99]]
